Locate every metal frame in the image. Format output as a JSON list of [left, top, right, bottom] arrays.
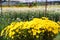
[[0, 0, 60, 21], [44, 0, 47, 17], [0, 0, 2, 17]]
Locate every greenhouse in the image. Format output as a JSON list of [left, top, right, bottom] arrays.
[[0, 0, 60, 40]]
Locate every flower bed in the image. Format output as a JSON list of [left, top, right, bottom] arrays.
[[0, 17, 60, 40]]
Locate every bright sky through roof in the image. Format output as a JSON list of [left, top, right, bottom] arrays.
[[10, 0, 60, 2]]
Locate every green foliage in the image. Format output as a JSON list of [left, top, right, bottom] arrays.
[[0, 10, 60, 40], [53, 33, 60, 40], [0, 11, 60, 30]]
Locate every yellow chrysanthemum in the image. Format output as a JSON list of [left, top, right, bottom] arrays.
[[0, 17, 60, 39]]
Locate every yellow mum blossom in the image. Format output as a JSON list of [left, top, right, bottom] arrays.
[[57, 21, 60, 25], [36, 35, 39, 38], [9, 32, 15, 37], [52, 30, 58, 34], [28, 30, 31, 33], [0, 17, 60, 39], [37, 30, 41, 34], [32, 29, 37, 36]]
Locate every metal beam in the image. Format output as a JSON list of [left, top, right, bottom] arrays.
[[44, 0, 47, 17], [0, 0, 2, 17]]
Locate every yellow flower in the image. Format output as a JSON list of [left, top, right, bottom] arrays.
[[52, 30, 58, 34], [42, 17, 48, 20], [32, 29, 37, 36], [48, 28, 52, 31], [19, 32, 21, 34], [16, 29, 19, 32], [37, 30, 41, 33], [9, 32, 15, 37], [12, 36, 14, 39], [0, 17, 60, 39], [28, 30, 31, 33], [33, 32, 36, 36], [36, 35, 39, 38]]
